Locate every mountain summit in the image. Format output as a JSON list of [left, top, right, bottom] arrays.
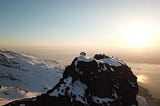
[[5, 53, 139, 106]]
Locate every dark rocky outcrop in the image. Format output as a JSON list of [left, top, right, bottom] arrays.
[[4, 54, 138, 106]]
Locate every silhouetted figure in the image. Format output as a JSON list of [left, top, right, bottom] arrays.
[[80, 52, 86, 56]]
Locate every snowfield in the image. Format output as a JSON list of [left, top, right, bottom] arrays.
[[0, 50, 62, 105]]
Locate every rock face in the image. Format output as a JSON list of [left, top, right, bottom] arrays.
[[4, 54, 138, 106]]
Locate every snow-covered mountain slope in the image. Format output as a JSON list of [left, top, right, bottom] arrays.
[[4, 54, 139, 106], [1, 51, 160, 106], [0, 50, 63, 105]]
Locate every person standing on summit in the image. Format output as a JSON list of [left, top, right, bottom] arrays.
[[80, 52, 86, 56]]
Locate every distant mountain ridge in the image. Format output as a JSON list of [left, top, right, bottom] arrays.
[[0, 50, 62, 105]]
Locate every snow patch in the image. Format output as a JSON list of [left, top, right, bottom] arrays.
[[19, 104, 25, 106], [100, 58, 122, 66], [137, 95, 149, 106], [70, 80, 87, 104], [49, 76, 73, 97], [49, 77, 88, 104], [129, 80, 137, 87], [75, 56, 93, 66], [92, 96, 114, 104]]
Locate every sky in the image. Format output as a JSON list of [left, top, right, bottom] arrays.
[[0, 0, 160, 63]]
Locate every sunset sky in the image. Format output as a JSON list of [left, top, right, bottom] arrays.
[[0, 0, 160, 63]]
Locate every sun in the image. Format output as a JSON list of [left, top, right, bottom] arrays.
[[129, 32, 149, 48], [126, 22, 151, 48]]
